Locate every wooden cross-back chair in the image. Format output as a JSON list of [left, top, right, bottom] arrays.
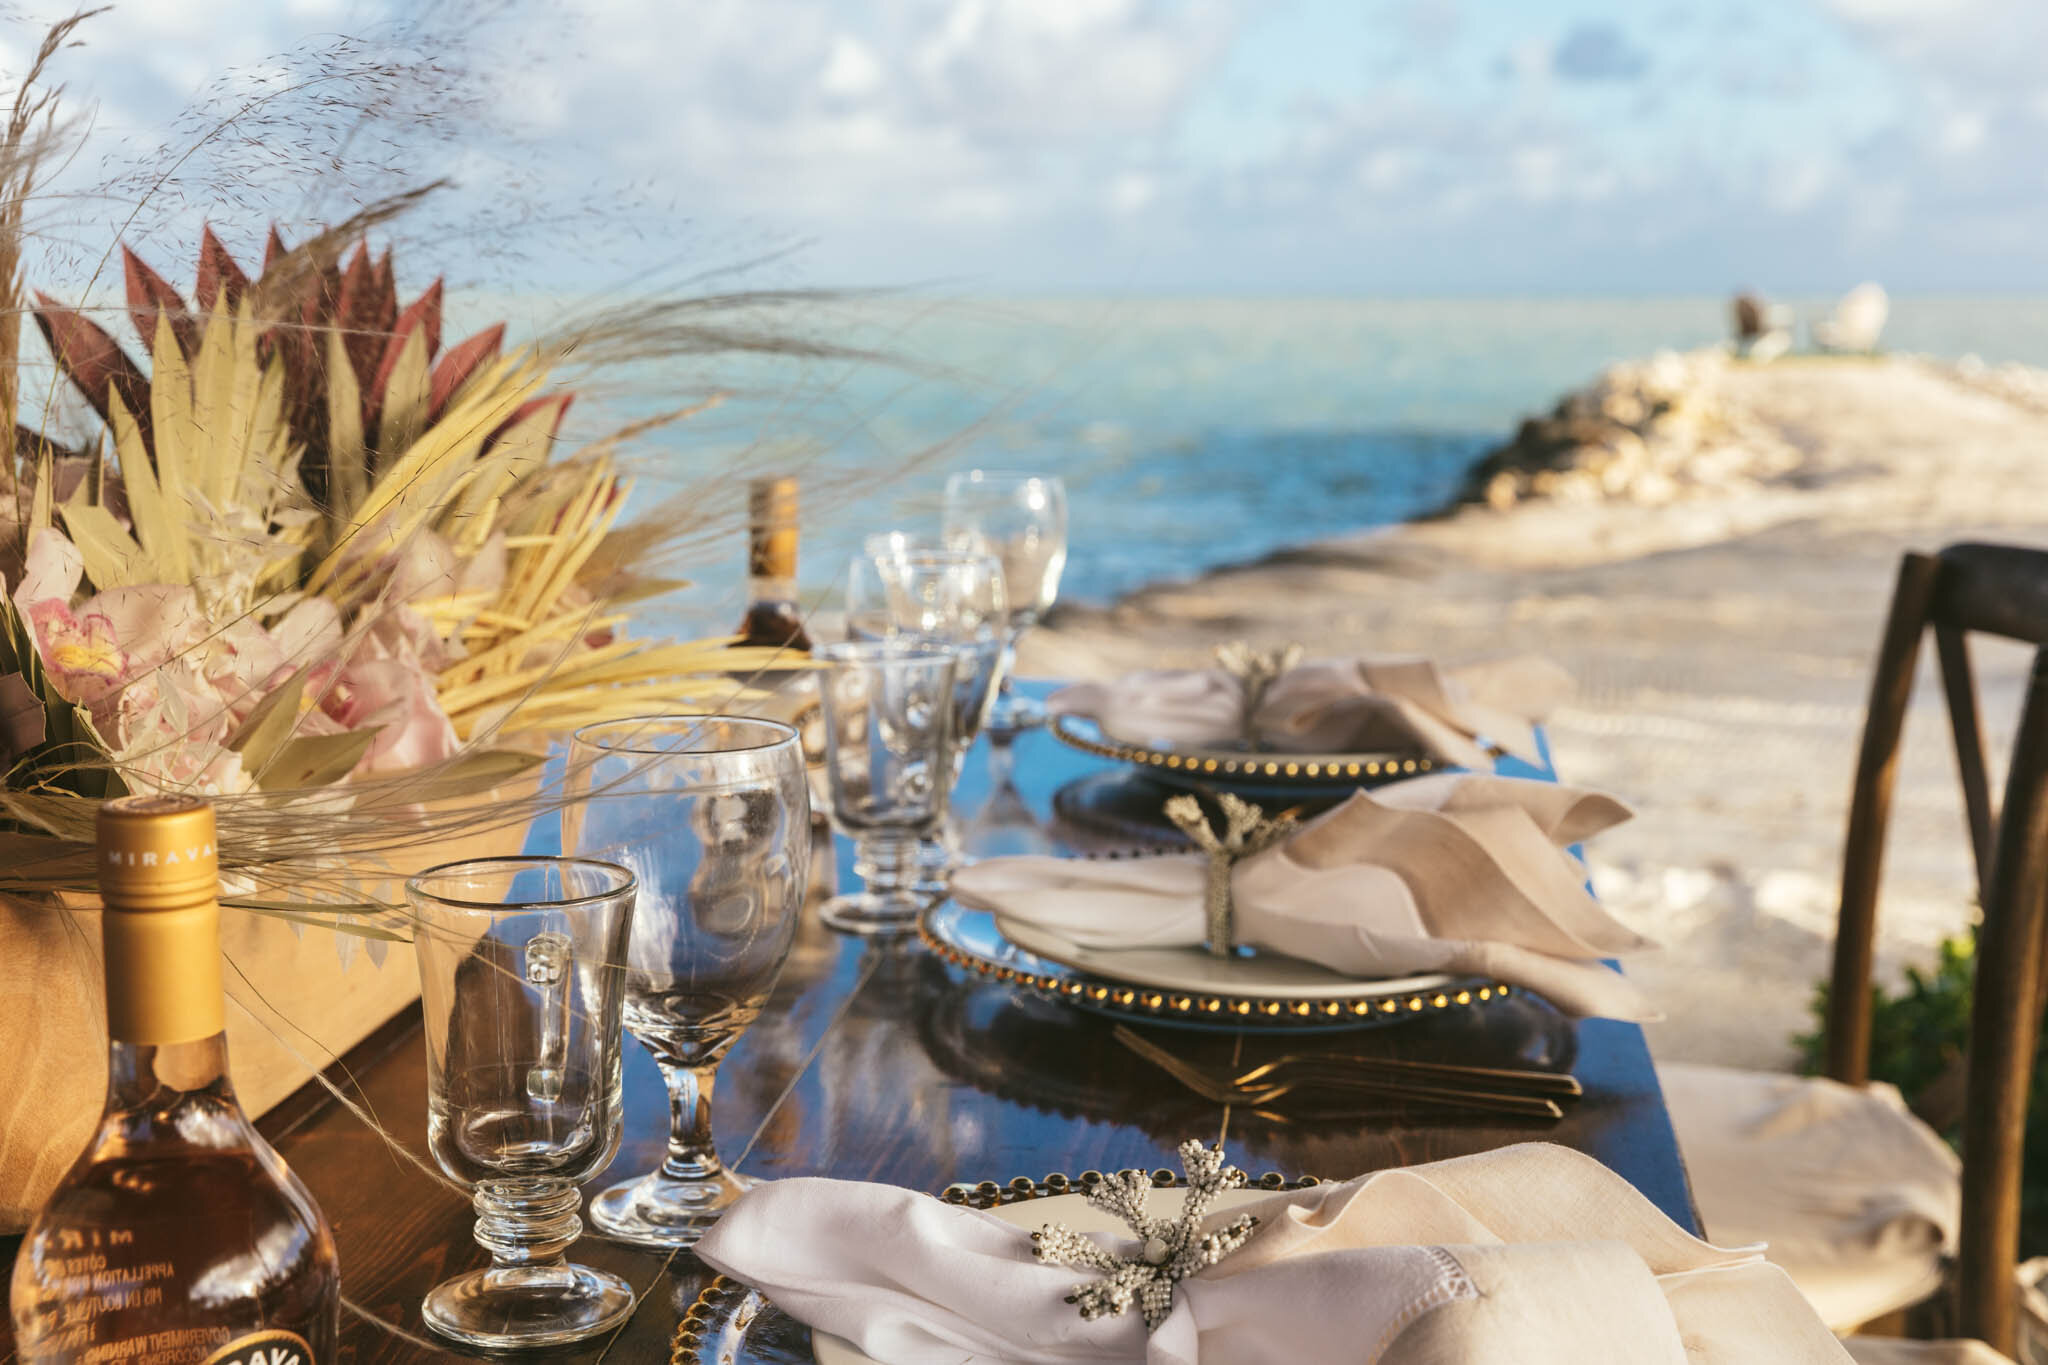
[[1820, 542, 2048, 1353]]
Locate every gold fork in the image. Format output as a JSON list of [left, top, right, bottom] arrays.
[[1113, 1026, 1565, 1120], [1232, 1052, 1581, 1099]]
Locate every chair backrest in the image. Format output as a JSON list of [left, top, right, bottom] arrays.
[[1819, 541, 2048, 1352], [1958, 645, 2048, 1351], [1825, 543, 2048, 1083]]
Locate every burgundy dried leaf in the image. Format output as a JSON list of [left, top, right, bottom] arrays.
[[415, 278, 444, 357], [12, 425, 83, 465], [195, 225, 251, 314], [122, 246, 197, 359], [487, 393, 574, 450], [362, 281, 446, 446], [282, 265, 343, 505], [262, 224, 288, 273], [334, 246, 384, 393], [428, 322, 504, 419], [33, 293, 155, 458], [368, 280, 444, 406]]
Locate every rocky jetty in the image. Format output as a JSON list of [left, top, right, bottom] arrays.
[[1448, 349, 1801, 512]]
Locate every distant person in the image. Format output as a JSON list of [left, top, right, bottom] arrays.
[[1813, 282, 1888, 353], [1731, 291, 1791, 362]]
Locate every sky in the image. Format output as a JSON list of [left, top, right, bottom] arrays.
[[7, 0, 2047, 297]]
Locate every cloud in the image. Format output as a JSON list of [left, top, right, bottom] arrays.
[[11, 0, 2048, 296], [1551, 22, 1651, 82]]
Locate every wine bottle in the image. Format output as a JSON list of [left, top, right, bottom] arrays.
[[733, 475, 812, 652], [10, 795, 341, 1364]]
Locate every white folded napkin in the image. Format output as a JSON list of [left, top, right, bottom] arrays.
[[1049, 654, 1573, 770], [695, 1142, 1855, 1365], [950, 772, 1654, 1019]]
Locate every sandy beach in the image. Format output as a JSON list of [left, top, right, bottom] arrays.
[[1026, 351, 2048, 1069]]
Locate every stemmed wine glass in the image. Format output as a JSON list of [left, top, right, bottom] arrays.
[[942, 470, 1067, 731], [847, 537, 1007, 888], [409, 856, 638, 1349], [562, 715, 811, 1247]]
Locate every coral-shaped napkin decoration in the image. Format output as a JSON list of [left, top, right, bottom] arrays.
[[1030, 1139, 1260, 1332], [1161, 792, 1299, 956]]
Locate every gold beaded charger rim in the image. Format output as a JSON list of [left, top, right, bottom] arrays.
[[1049, 712, 1441, 790], [921, 901, 1509, 1029], [671, 1171, 1326, 1365]]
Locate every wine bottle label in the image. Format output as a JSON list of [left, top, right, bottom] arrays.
[[199, 1329, 315, 1365]]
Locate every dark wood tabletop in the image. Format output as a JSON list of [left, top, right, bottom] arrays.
[[2, 683, 1698, 1363]]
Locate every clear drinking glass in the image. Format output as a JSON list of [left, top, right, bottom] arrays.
[[848, 539, 1009, 890], [815, 639, 959, 934], [942, 470, 1067, 731], [409, 856, 637, 1350], [562, 715, 810, 1247]]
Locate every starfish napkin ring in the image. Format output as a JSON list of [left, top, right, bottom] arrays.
[[1163, 792, 1300, 957], [1030, 1139, 1260, 1332]]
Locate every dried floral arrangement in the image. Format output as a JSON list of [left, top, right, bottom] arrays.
[[0, 13, 836, 913]]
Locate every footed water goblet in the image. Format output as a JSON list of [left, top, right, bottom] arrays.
[[563, 715, 810, 1247], [409, 856, 637, 1350], [815, 639, 959, 934], [942, 470, 1066, 732], [848, 538, 1008, 890]]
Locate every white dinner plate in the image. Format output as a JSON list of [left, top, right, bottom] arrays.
[[993, 913, 1458, 1002], [811, 1187, 1275, 1365]]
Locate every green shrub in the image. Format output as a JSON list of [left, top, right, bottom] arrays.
[[1800, 932, 2048, 1256]]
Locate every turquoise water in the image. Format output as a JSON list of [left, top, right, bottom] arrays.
[[556, 296, 2048, 627]]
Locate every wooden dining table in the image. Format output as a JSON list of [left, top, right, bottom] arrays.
[[0, 682, 1698, 1363]]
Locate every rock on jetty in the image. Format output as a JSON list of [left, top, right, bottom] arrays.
[[1450, 349, 1802, 512]]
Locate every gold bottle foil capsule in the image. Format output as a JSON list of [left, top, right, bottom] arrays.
[[97, 794, 226, 1045], [748, 475, 800, 581]]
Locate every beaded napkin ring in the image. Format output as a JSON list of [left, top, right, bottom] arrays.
[[1163, 792, 1299, 957], [1030, 1138, 1261, 1333]]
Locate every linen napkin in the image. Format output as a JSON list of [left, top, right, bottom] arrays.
[[1049, 654, 1572, 770], [950, 772, 1654, 1019], [694, 1142, 1855, 1364]]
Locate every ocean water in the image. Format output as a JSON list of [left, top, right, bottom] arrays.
[[559, 296, 2048, 629]]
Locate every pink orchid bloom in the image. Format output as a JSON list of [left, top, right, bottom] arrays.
[[12, 528, 83, 612], [319, 655, 460, 776], [362, 603, 452, 673], [110, 661, 252, 796], [27, 599, 126, 704], [270, 597, 343, 665], [86, 584, 206, 678], [384, 530, 463, 605]]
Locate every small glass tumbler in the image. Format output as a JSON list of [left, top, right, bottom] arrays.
[[847, 538, 1008, 891], [563, 715, 811, 1248], [815, 639, 959, 934], [409, 856, 637, 1350]]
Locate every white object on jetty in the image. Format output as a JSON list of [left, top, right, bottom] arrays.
[[1814, 282, 1890, 353]]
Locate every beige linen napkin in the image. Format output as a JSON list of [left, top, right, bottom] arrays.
[[694, 1142, 1855, 1364], [1049, 654, 1572, 768], [950, 772, 1654, 1019], [1662, 1062, 1960, 1331]]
